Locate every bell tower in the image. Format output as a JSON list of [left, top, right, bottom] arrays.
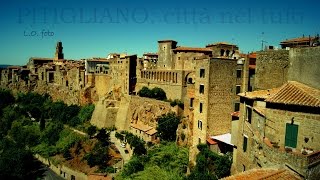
[[54, 41, 64, 60]]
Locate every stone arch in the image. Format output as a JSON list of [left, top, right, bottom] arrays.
[[185, 72, 195, 84]]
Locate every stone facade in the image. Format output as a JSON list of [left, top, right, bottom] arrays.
[[288, 46, 320, 89], [255, 50, 289, 90]]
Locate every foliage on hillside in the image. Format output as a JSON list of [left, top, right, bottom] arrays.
[[116, 142, 189, 180], [116, 131, 147, 156], [187, 144, 232, 180], [0, 89, 102, 178], [156, 112, 181, 142]]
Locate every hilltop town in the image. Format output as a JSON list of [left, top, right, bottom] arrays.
[[0, 35, 319, 179]]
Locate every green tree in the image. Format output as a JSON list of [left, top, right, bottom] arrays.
[[96, 128, 110, 146], [0, 89, 15, 113], [41, 122, 63, 145], [187, 144, 232, 180], [87, 125, 97, 138], [0, 138, 41, 179], [83, 142, 109, 168], [121, 156, 144, 177], [156, 113, 181, 141], [0, 106, 21, 137], [115, 131, 124, 141], [151, 87, 167, 100], [78, 104, 95, 122], [138, 86, 152, 98]]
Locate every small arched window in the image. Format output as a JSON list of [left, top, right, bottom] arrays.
[[220, 49, 225, 56]]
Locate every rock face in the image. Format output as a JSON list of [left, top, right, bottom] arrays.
[[90, 97, 119, 129], [130, 97, 173, 127], [7, 81, 81, 105]]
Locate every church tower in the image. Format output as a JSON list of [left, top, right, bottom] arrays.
[[54, 41, 64, 60]]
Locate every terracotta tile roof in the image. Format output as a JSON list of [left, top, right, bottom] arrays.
[[249, 53, 257, 59], [223, 168, 302, 180], [7, 66, 21, 69], [238, 88, 280, 100], [143, 53, 158, 56], [207, 137, 218, 145], [131, 122, 154, 132], [173, 46, 212, 52], [231, 111, 240, 117], [88, 174, 112, 180], [266, 81, 320, 107], [280, 36, 317, 44], [145, 128, 157, 135], [249, 65, 256, 69]]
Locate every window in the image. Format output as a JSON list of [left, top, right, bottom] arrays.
[[178, 57, 180, 60], [198, 138, 201, 144], [190, 98, 194, 108], [236, 85, 241, 94], [200, 103, 203, 113], [243, 165, 246, 172], [220, 49, 225, 56], [243, 135, 248, 152], [234, 102, 240, 111], [200, 69, 205, 78], [285, 123, 298, 148], [226, 49, 230, 56], [199, 84, 204, 94], [198, 120, 202, 130], [246, 107, 252, 123], [237, 69, 242, 78]]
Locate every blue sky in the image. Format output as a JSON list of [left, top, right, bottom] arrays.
[[1, 0, 319, 65]]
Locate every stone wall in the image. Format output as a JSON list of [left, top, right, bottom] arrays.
[[173, 52, 208, 70], [288, 46, 320, 89], [265, 108, 320, 151], [255, 50, 289, 90], [35, 154, 88, 180], [90, 98, 119, 129], [136, 70, 185, 100], [207, 59, 237, 136]]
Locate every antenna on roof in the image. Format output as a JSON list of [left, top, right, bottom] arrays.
[[261, 32, 268, 51]]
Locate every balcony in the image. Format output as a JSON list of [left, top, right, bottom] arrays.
[[261, 138, 320, 178]]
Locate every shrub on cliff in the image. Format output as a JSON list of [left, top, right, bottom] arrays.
[[138, 86, 167, 100], [138, 86, 152, 97]]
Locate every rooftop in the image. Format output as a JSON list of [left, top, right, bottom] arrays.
[[131, 122, 154, 132], [280, 36, 318, 44], [211, 133, 234, 146], [206, 42, 237, 47], [158, 40, 177, 43], [266, 81, 320, 107], [173, 46, 212, 52], [238, 88, 280, 100]]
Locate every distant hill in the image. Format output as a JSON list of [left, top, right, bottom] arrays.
[[0, 65, 11, 69]]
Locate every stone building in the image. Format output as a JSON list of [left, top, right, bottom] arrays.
[[232, 81, 320, 179], [280, 35, 319, 49], [231, 44, 320, 179], [134, 39, 244, 161]]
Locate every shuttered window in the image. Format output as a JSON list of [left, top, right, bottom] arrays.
[[285, 123, 298, 148]]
